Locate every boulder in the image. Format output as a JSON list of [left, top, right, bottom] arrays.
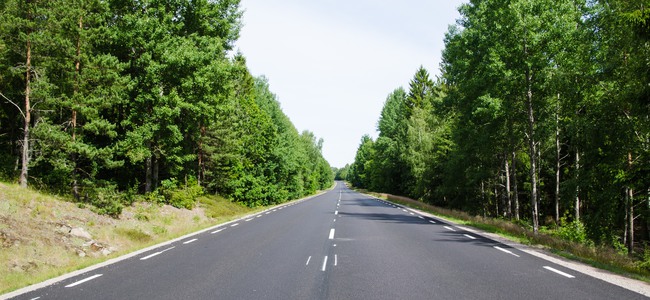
[[69, 227, 92, 240]]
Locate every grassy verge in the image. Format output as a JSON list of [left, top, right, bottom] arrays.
[[0, 182, 311, 294], [354, 188, 650, 282]]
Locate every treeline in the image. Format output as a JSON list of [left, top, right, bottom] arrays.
[[0, 0, 332, 214], [348, 0, 649, 254]]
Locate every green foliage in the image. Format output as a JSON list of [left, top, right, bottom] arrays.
[[555, 220, 590, 245], [88, 184, 124, 218], [0, 0, 332, 215], [158, 177, 203, 209], [349, 0, 650, 256]]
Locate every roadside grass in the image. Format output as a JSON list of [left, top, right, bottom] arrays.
[[0, 182, 313, 295], [354, 188, 650, 282]]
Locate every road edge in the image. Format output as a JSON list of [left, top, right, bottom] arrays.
[[1, 189, 330, 300], [362, 192, 650, 297]]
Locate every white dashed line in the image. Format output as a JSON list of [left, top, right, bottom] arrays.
[[418, 216, 424, 219], [245, 218, 254, 222], [65, 274, 103, 288], [444, 226, 456, 231], [494, 246, 520, 257], [429, 220, 437, 224], [544, 266, 575, 278], [257, 215, 262, 218], [140, 246, 175, 260], [335, 210, 338, 215], [306, 256, 312, 266], [231, 223, 239, 227], [265, 212, 271, 214], [210, 229, 224, 234], [464, 234, 477, 240], [322, 256, 328, 271], [183, 238, 198, 244], [334, 254, 338, 266], [329, 228, 336, 240]]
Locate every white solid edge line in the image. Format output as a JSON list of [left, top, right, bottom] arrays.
[[322, 256, 328, 271], [544, 266, 575, 278], [65, 274, 103, 288], [329, 228, 336, 240]]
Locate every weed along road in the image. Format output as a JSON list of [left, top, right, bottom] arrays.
[[6, 182, 648, 300]]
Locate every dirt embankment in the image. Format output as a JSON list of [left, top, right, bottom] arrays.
[[0, 182, 217, 294]]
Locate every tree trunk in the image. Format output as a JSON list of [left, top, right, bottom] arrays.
[[526, 68, 539, 234], [575, 150, 581, 221], [72, 15, 83, 199], [19, 8, 33, 188], [145, 143, 152, 193], [153, 153, 159, 190], [505, 155, 512, 219], [513, 151, 520, 221], [481, 180, 486, 217], [627, 152, 634, 254], [555, 96, 561, 225], [198, 124, 205, 186]]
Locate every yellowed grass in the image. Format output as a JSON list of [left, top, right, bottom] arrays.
[[0, 182, 260, 294]]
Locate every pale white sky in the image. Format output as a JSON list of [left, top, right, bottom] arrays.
[[235, 0, 466, 168]]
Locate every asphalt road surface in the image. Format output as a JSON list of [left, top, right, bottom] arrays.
[[7, 182, 648, 299]]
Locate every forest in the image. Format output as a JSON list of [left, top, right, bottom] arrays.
[[0, 0, 333, 215], [347, 0, 649, 255]]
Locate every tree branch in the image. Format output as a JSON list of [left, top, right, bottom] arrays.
[[0, 91, 26, 119]]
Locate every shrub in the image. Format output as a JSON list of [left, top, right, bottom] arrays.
[[159, 177, 203, 209], [555, 220, 590, 245], [87, 184, 124, 217]]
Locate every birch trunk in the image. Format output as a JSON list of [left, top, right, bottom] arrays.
[[526, 68, 539, 234]]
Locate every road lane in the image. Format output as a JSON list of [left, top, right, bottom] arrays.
[[327, 185, 646, 300], [7, 182, 648, 300]]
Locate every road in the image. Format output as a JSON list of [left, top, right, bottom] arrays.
[[7, 182, 648, 299]]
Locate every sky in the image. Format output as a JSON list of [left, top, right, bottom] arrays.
[[235, 0, 466, 168]]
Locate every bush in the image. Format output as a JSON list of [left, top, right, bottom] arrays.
[[159, 177, 203, 209], [86, 183, 124, 217], [556, 220, 589, 245]]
